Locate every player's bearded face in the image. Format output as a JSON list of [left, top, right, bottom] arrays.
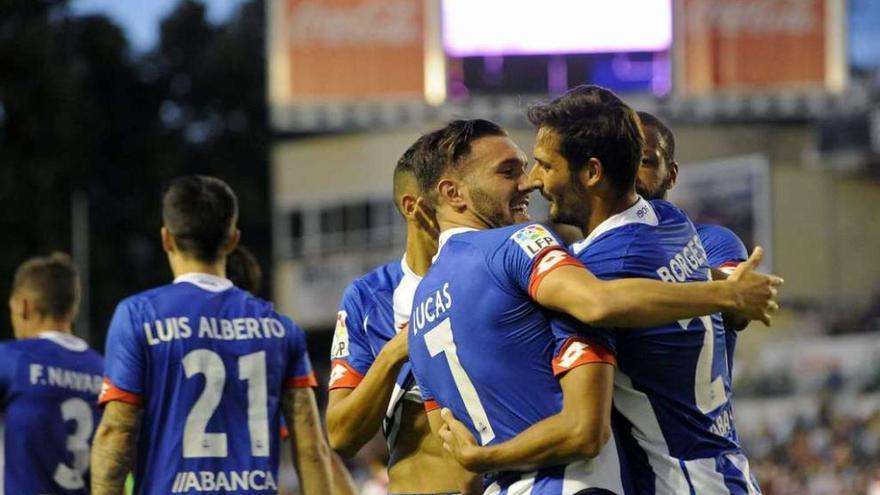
[[467, 181, 528, 228]]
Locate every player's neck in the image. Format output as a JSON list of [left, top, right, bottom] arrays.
[[169, 254, 227, 279], [405, 222, 437, 277], [437, 207, 492, 233], [17, 319, 72, 339], [582, 190, 640, 236]]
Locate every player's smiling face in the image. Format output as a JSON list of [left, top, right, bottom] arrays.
[[529, 127, 586, 226], [460, 135, 531, 227], [636, 125, 673, 200]]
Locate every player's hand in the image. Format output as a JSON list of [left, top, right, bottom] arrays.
[[439, 408, 484, 472], [383, 324, 409, 364], [414, 197, 441, 239], [727, 247, 784, 326]]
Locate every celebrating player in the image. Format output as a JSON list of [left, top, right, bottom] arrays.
[[407, 117, 781, 493], [326, 137, 483, 494], [521, 86, 761, 493], [0, 252, 104, 494], [91, 176, 333, 495]]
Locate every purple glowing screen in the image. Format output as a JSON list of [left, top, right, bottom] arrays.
[[442, 0, 672, 56]]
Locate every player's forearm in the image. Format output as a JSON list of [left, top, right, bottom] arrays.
[[584, 278, 738, 328], [283, 388, 333, 494], [329, 453, 358, 495], [90, 402, 141, 495], [326, 350, 405, 456], [464, 412, 607, 473]]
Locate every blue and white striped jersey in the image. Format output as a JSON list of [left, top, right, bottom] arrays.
[[409, 225, 623, 495], [565, 198, 760, 495]]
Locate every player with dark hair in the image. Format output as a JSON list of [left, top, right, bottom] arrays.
[[226, 244, 263, 295], [441, 86, 763, 493], [0, 252, 103, 494], [407, 111, 781, 493], [91, 175, 333, 495], [326, 135, 485, 494]]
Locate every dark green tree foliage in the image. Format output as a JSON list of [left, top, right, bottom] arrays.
[[0, 0, 270, 346]]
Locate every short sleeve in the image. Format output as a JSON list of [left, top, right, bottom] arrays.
[[99, 300, 147, 406], [284, 318, 317, 388], [550, 314, 617, 377], [495, 224, 584, 299], [328, 282, 375, 390], [699, 225, 748, 271]]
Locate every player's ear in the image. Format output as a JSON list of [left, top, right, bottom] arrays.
[[161, 227, 175, 253], [437, 178, 465, 211], [582, 157, 603, 188], [225, 229, 241, 254], [666, 160, 679, 190], [400, 192, 418, 220]]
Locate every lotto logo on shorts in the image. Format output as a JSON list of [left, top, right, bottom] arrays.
[[511, 224, 558, 258]]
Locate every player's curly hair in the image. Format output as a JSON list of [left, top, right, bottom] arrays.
[[412, 119, 507, 197], [528, 85, 644, 195]]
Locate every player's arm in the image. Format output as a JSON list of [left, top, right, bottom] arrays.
[[326, 328, 408, 457], [438, 350, 614, 472], [425, 407, 483, 495], [330, 453, 358, 495], [535, 247, 782, 327], [91, 401, 142, 495], [281, 387, 333, 494]]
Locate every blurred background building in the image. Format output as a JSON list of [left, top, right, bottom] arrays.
[[2, 0, 880, 493]]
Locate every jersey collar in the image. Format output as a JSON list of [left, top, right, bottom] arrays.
[[174, 272, 234, 292], [571, 196, 658, 255], [38, 331, 89, 352], [436, 227, 478, 256]]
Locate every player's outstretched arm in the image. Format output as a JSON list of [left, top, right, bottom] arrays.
[[425, 408, 483, 495], [536, 247, 782, 328], [282, 387, 333, 494], [91, 401, 142, 495], [438, 362, 614, 473], [326, 329, 408, 457]]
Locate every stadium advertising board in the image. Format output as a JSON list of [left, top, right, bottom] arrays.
[[675, 0, 846, 93], [268, 0, 427, 105]]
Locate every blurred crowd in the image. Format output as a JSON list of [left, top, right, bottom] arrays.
[[744, 394, 880, 495]]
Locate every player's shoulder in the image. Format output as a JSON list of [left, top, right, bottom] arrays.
[[695, 223, 744, 245], [455, 223, 559, 256], [343, 259, 403, 303], [115, 282, 177, 311]]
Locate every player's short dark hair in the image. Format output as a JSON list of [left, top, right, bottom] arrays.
[[162, 175, 238, 263], [392, 135, 428, 215], [413, 119, 508, 196], [12, 252, 80, 320], [528, 85, 644, 194], [226, 245, 262, 295], [637, 111, 676, 161]]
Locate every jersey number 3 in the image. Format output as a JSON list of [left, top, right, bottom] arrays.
[[182, 350, 269, 458]]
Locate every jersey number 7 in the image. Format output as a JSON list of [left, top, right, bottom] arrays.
[[424, 318, 496, 444]]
